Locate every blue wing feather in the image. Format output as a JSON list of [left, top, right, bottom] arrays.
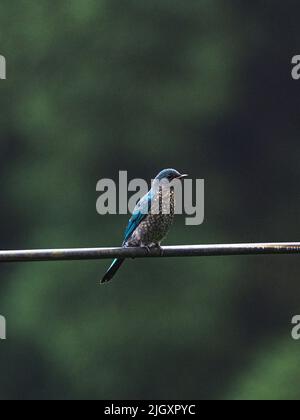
[[123, 190, 153, 244]]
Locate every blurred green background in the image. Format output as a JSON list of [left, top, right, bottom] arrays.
[[0, 0, 300, 400]]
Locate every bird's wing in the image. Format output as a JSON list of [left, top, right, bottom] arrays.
[[123, 191, 152, 244]]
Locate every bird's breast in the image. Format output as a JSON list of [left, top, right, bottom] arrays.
[[126, 188, 175, 247]]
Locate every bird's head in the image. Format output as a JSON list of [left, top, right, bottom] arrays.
[[155, 168, 188, 182]]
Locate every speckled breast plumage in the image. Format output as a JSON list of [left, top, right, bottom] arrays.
[[126, 187, 175, 247]]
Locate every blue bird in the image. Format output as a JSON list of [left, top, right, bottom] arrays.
[[101, 169, 187, 283]]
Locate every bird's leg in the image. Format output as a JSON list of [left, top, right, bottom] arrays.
[[155, 244, 164, 257], [149, 243, 164, 256], [143, 245, 152, 254], [141, 244, 163, 256]]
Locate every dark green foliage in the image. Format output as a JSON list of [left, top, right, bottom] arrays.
[[0, 0, 300, 400]]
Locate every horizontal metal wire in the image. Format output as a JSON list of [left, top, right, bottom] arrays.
[[0, 243, 299, 263]]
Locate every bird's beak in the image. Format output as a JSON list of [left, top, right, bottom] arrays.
[[177, 174, 188, 179]]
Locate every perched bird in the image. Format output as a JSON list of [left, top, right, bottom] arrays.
[[101, 168, 187, 283]]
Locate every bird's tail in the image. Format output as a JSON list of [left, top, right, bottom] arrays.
[[101, 258, 125, 283]]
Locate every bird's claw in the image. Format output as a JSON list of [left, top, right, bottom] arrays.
[[144, 246, 151, 254], [157, 246, 164, 257], [153, 245, 163, 256], [142, 244, 163, 256]]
